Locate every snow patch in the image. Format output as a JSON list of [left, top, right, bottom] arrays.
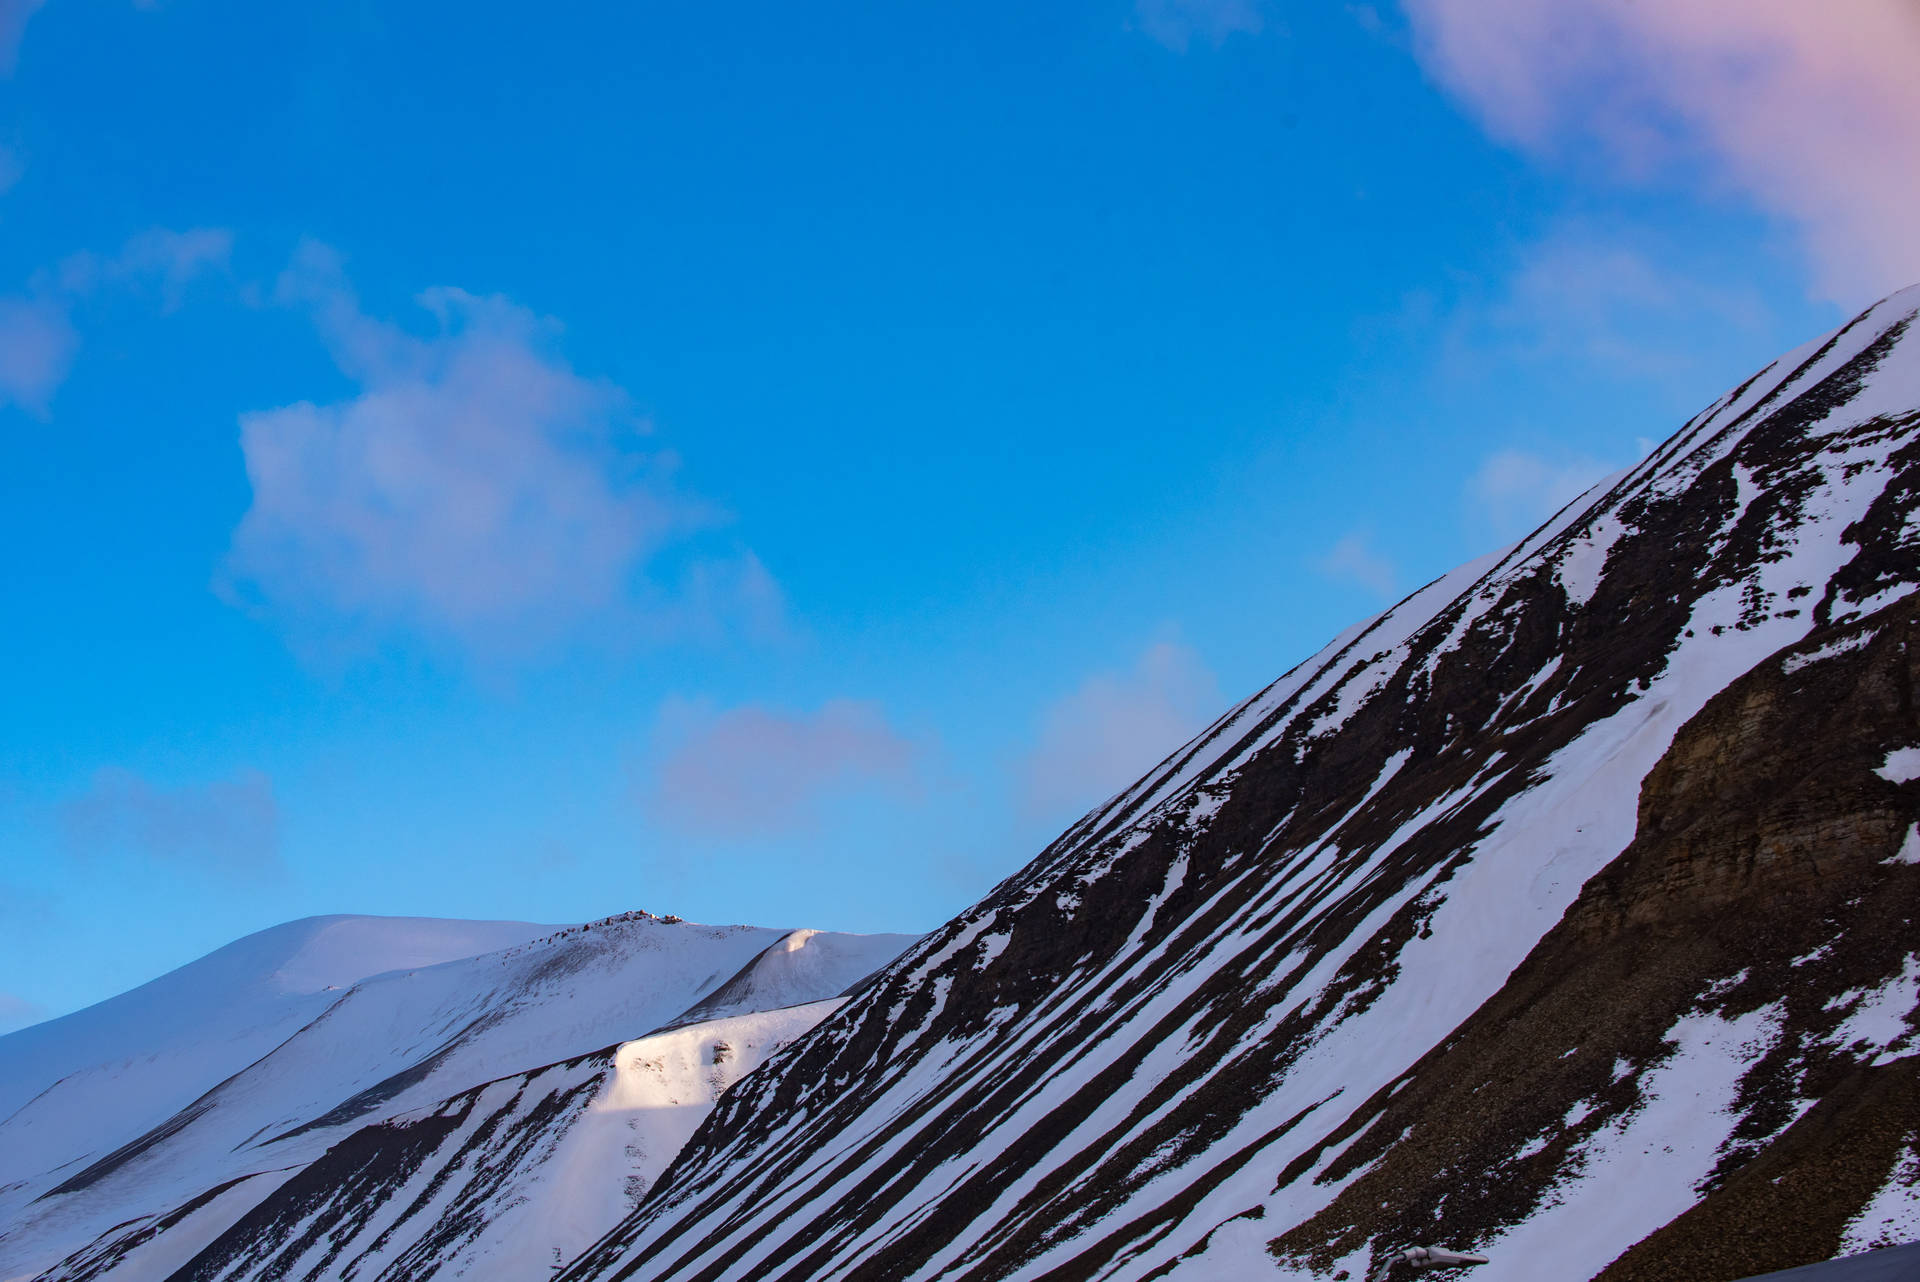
[[1890, 825, 1920, 868], [1556, 514, 1625, 608], [1876, 747, 1920, 784], [1781, 630, 1876, 674], [1827, 955, 1920, 1064], [1477, 1003, 1785, 1282], [1842, 1145, 1920, 1254]]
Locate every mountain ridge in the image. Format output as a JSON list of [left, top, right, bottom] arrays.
[[0, 912, 918, 1282], [0, 913, 561, 1127], [545, 284, 1920, 1282]]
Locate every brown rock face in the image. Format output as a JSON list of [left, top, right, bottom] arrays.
[[1270, 598, 1920, 1282], [1576, 612, 1916, 940]]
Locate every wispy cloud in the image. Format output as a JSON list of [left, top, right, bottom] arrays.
[[1374, 224, 1798, 464], [1018, 640, 1220, 819], [0, 990, 48, 1034], [0, 296, 77, 416], [55, 227, 234, 311], [644, 698, 922, 841], [1402, 0, 1920, 302], [1317, 531, 1397, 598], [0, 226, 230, 417], [1483, 234, 1764, 374], [0, 0, 44, 75], [1132, 0, 1264, 52], [57, 767, 281, 877], [1421, 227, 1776, 393], [223, 241, 769, 664], [1466, 449, 1617, 542]]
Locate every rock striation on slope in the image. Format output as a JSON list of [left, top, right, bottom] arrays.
[[150, 1001, 843, 1282], [0, 915, 916, 1282], [551, 287, 1920, 1282]]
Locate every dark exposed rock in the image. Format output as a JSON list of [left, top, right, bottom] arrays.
[[1270, 596, 1920, 1280], [549, 288, 1920, 1282]]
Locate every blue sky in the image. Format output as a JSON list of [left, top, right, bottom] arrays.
[[2, 0, 1915, 1029]]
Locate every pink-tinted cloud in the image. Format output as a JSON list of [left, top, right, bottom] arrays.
[[222, 242, 756, 662], [1019, 640, 1221, 819], [57, 768, 280, 876], [1403, 0, 1920, 302], [646, 698, 922, 840], [1317, 531, 1397, 598], [0, 0, 44, 74], [1133, 0, 1264, 52], [0, 295, 77, 415]]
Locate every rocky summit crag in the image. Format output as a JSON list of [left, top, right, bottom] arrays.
[[7, 288, 1920, 1282]]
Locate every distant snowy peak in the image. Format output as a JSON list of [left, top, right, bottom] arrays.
[[260, 914, 561, 994], [668, 927, 924, 1029], [0, 914, 556, 1135], [0, 912, 919, 1282], [157, 1001, 846, 1282], [546, 287, 1920, 1282]]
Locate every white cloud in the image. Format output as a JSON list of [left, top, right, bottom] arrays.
[[1133, 0, 1264, 52], [223, 242, 761, 662], [1019, 640, 1221, 819], [1317, 531, 1397, 597], [1467, 448, 1615, 541], [0, 295, 77, 415], [645, 698, 921, 841], [57, 768, 280, 876], [1402, 0, 1920, 302]]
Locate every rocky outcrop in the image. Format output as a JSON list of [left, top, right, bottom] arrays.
[[1270, 595, 1920, 1281]]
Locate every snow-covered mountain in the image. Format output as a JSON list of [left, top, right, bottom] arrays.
[[146, 1001, 840, 1282], [0, 912, 917, 1282], [0, 915, 557, 1182], [12, 286, 1920, 1282], [539, 289, 1920, 1282]]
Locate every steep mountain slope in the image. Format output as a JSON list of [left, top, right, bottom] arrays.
[[552, 287, 1920, 1282], [0, 914, 916, 1282]]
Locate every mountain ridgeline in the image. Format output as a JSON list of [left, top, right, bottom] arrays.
[[0, 917, 918, 1282], [549, 287, 1920, 1282], [7, 288, 1920, 1282]]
